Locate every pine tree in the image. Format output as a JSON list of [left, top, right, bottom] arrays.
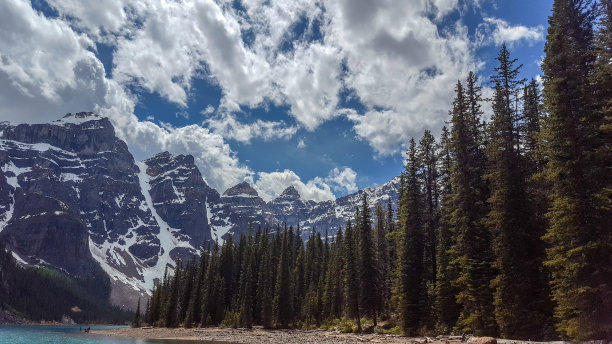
[[358, 193, 378, 326], [323, 227, 344, 320], [449, 76, 496, 335], [540, 0, 611, 339], [201, 245, 222, 326], [239, 243, 255, 328], [590, 2, 612, 335], [418, 130, 440, 286], [435, 126, 460, 332], [132, 297, 141, 328], [374, 203, 390, 318], [486, 45, 549, 339], [395, 139, 425, 336], [257, 229, 274, 329], [273, 227, 292, 328], [164, 263, 181, 328], [344, 220, 361, 331], [184, 244, 209, 328]]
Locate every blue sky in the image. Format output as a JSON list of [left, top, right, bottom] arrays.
[[0, 0, 552, 201]]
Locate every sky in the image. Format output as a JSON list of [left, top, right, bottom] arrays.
[[0, 0, 552, 202]]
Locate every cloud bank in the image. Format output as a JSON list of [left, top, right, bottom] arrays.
[[0, 0, 544, 200]]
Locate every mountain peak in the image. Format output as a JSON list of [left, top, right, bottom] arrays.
[[53, 112, 105, 126], [277, 185, 300, 200], [223, 181, 258, 197]]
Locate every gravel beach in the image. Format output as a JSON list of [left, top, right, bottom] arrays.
[[91, 326, 467, 344]]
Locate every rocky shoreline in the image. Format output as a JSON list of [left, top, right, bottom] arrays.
[[0, 308, 31, 325], [91, 326, 467, 344]]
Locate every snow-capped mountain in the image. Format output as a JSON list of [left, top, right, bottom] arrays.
[[0, 113, 400, 308]]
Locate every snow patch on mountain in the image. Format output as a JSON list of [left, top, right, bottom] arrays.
[[135, 161, 194, 290]]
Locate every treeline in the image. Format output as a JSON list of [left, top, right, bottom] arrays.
[[143, 0, 611, 341], [0, 241, 133, 324]]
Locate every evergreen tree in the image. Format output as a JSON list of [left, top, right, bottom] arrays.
[[164, 263, 181, 328], [184, 244, 209, 328], [418, 130, 440, 286], [239, 243, 255, 328], [273, 227, 292, 328], [257, 230, 274, 329], [358, 193, 378, 325], [395, 139, 425, 336], [449, 76, 496, 335], [132, 297, 141, 328], [435, 126, 461, 332], [486, 45, 550, 339], [541, 0, 611, 339], [374, 203, 390, 318], [322, 227, 344, 320], [344, 220, 361, 331]]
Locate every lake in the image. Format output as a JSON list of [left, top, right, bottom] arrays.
[[0, 325, 218, 344]]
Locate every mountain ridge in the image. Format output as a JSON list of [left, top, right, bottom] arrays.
[[0, 112, 399, 309]]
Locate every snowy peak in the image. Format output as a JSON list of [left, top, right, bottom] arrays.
[[276, 185, 301, 201], [53, 112, 106, 126], [223, 181, 259, 198], [143, 151, 212, 247]]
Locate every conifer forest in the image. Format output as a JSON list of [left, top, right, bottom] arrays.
[[143, 1, 611, 341]]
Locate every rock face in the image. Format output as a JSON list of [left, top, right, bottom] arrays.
[[0, 112, 400, 308]]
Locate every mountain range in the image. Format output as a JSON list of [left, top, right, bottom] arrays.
[[0, 112, 399, 309]]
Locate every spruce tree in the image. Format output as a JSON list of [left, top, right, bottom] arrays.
[[239, 244, 254, 328], [374, 203, 390, 318], [273, 227, 292, 328], [132, 297, 141, 328], [395, 139, 425, 336], [418, 130, 440, 286], [358, 193, 378, 326], [435, 126, 460, 332], [541, 0, 611, 339], [486, 45, 549, 339], [344, 220, 361, 331], [449, 76, 496, 335], [164, 263, 181, 328]]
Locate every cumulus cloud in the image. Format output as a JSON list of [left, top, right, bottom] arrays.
[[477, 17, 544, 47], [0, 0, 250, 193], [45, 0, 133, 39], [252, 169, 334, 202], [117, 119, 252, 191], [201, 105, 215, 116], [323, 1, 480, 155], [0, 0, 510, 197], [35, 0, 485, 156], [252, 167, 358, 202], [325, 167, 358, 194], [204, 113, 297, 143], [297, 139, 306, 149]]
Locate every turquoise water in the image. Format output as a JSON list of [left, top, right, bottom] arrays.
[[0, 325, 217, 344]]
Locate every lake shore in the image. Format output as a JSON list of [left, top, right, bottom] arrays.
[[91, 326, 467, 344]]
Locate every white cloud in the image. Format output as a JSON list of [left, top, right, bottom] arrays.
[[297, 139, 306, 149], [204, 113, 297, 143], [325, 167, 358, 194], [252, 166, 358, 202], [0, 0, 512, 197], [324, 1, 480, 155], [0, 0, 134, 123], [477, 17, 544, 46], [119, 120, 253, 191], [45, 0, 133, 39], [252, 169, 334, 202], [201, 105, 215, 116], [175, 110, 189, 119], [0, 0, 250, 194]]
